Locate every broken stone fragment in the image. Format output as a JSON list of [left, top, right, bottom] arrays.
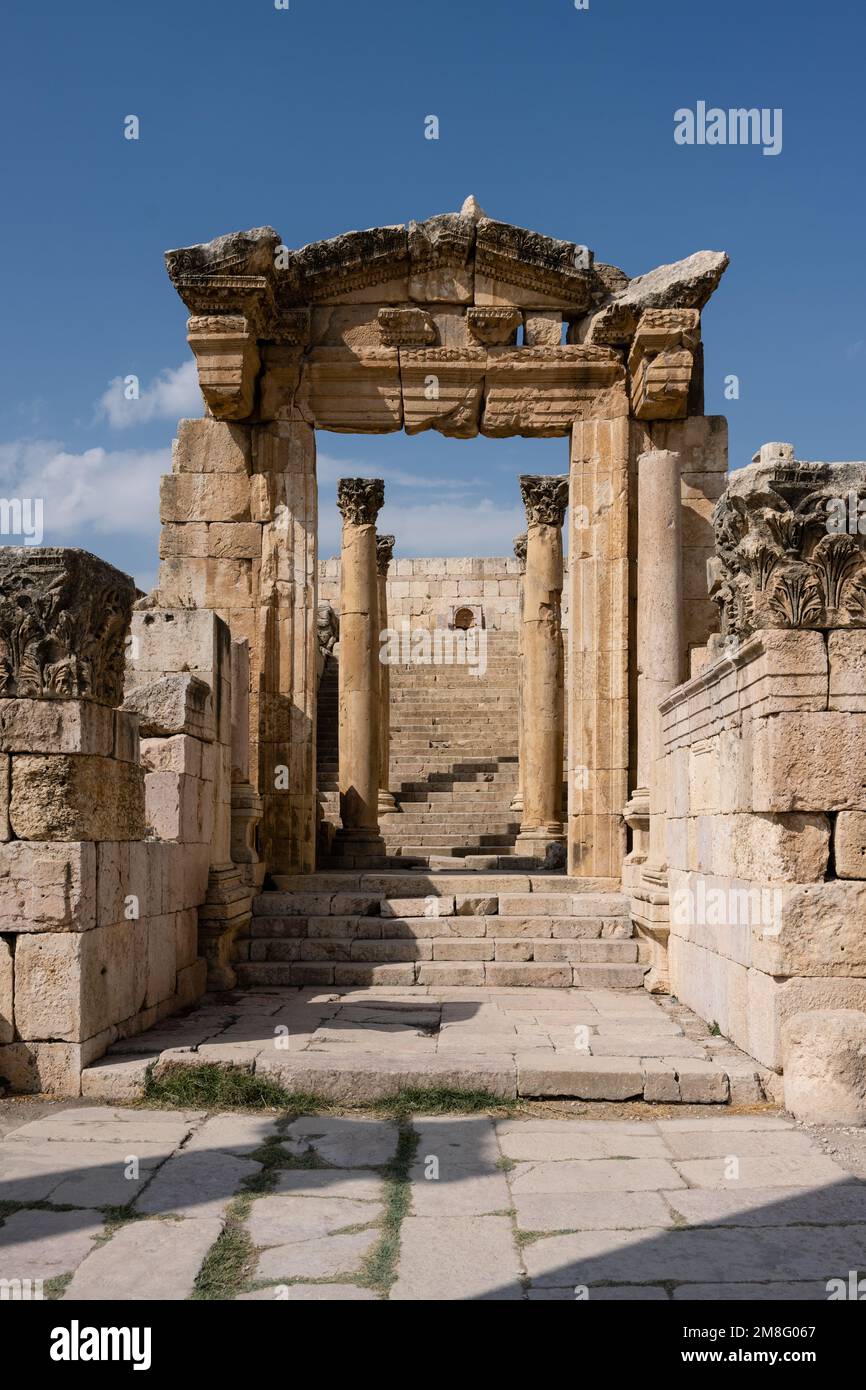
[[122, 674, 214, 741]]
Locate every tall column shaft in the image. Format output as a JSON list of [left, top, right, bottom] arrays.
[[517, 476, 568, 857], [376, 534, 398, 815], [335, 479, 384, 848], [638, 449, 684, 869], [510, 533, 527, 815]]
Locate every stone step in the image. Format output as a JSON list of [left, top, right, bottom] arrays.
[[234, 960, 646, 989], [248, 938, 638, 964], [263, 872, 622, 895]]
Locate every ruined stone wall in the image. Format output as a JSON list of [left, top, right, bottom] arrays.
[[659, 452, 866, 1072], [319, 555, 570, 633], [0, 554, 210, 1095]]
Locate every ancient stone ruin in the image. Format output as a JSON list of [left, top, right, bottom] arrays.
[[2, 199, 865, 1125]]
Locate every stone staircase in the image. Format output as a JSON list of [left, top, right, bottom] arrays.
[[238, 871, 643, 989], [317, 631, 563, 866]]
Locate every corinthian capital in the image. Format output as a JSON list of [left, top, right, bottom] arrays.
[[519, 475, 569, 528], [376, 534, 396, 576], [513, 533, 527, 570], [337, 478, 384, 527]]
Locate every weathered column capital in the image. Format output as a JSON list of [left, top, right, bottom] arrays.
[[0, 548, 136, 706], [513, 532, 527, 571], [376, 533, 396, 576], [710, 455, 866, 644], [337, 478, 385, 527], [519, 475, 569, 528]]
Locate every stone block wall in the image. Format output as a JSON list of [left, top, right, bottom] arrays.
[[661, 627, 866, 1071], [0, 553, 211, 1095], [318, 555, 550, 634]]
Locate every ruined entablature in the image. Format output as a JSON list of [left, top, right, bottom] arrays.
[[0, 548, 136, 705], [708, 446, 866, 642], [165, 204, 727, 435]]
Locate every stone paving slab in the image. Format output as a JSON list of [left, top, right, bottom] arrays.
[[2, 1103, 866, 1301], [63, 1217, 223, 1300]]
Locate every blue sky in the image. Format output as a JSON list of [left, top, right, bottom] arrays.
[[1, 0, 864, 588]]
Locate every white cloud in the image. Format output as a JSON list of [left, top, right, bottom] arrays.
[[97, 359, 201, 429], [0, 437, 169, 540]]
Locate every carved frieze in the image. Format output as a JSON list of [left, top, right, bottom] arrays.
[[399, 348, 486, 439], [377, 307, 436, 347], [0, 548, 136, 705], [466, 307, 522, 346], [337, 478, 385, 527], [709, 457, 866, 641]]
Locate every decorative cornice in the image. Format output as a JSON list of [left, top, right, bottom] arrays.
[[337, 478, 385, 527], [0, 548, 136, 705], [467, 307, 522, 346], [377, 308, 435, 347], [519, 475, 569, 527], [709, 456, 866, 640], [376, 534, 396, 575]]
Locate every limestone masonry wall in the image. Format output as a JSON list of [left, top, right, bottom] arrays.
[[319, 555, 570, 633]]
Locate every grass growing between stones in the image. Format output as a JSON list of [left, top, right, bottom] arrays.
[[138, 1065, 518, 1121], [357, 1123, 418, 1296], [192, 1194, 258, 1301], [141, 1064, 323, 1113]]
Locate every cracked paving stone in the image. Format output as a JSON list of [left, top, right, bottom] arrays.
[[281, 1117, 398, 1167], [63, 1217, 223, 1300], [0, 1209, 104, 1282], [135, 1150, 262, 1219]]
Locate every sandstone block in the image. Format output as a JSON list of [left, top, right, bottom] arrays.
[[782, 1010, 866, 1125], [0, 699, 115, 756], [160, 472, 251, 523], [123, 674, 214, 741], [0, 841, 97, 932], [10, 756, 145, 842], [751, 712, 866, 811], [754, 881, 866, 977], [834, 811, 866, 878], [828, 630, 866, 712], [14, 922, 138, 1041], [140, 734, 203, 777], [0, 935, 12, 1043], [172, 417, 252, 474], [0, 752, 8, 843], [730, 812, 830, 882]]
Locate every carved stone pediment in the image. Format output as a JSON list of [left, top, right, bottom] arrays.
[[475, 218, 598, 310], [163, 211, 727, 431], [0, 549, 136, 705], [710, 455, 866, 640]]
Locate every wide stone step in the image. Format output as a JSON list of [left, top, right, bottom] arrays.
[[234, 960, 646, 989], [249, 935, 637, 964]]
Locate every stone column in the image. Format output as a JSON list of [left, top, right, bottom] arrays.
[[510, 533, 527, 815], [516, 477, 568, 861], [568, 417, 632, 878], [376, 533, 399, 816], [332, 478, 386, 863], [632, 449, 684, 991]]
